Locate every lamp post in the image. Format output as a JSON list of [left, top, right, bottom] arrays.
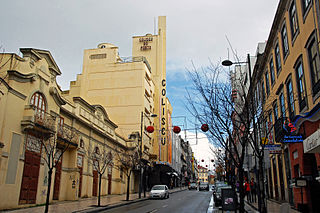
[[139, 112, 157, 199]]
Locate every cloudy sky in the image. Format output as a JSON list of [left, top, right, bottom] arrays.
[[1, 0, 279, 149]]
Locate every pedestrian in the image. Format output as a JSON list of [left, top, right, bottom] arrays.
[[250, 178, 257, 203], [236, 181, 239, 192], [244, 179, 251, 203]]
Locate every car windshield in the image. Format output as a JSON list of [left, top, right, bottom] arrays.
[[190, 183, 196, 186], [152, 185, 165, 190]]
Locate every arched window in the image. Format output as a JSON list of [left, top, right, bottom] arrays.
[[80, 139, 84, 148], [95, 147, 100, 155], [30, 92, 46, 119]]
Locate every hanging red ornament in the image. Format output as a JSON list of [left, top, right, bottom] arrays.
[[201, 124, 209, 132], [201, 159, 204, 162], [146, 126, 154, 133], [173, 126, 181, 134]]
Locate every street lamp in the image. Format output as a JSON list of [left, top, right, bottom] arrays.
[[139, 112, 157, 199]]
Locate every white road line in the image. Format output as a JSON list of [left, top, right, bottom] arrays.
[[149, 209, 158, 213], [162, 204, 168, 208], [207, 195, 214, 213]]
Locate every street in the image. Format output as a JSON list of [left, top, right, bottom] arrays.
[[101, 190, 212, 213]]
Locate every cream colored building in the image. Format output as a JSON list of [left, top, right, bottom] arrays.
[[66, 16, 171, 164], [0, 16, 175, 210], [0, 48, 130, 210]]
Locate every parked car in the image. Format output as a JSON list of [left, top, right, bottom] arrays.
[[213, 185, 232, 207], [150, 185, 169, 199], [188, 182, 197, 190], [199, 182, 209, 191]]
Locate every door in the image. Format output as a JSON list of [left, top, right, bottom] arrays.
[[272, 158, 279, 200], [53, 155, 62, 200], [277, 155, 285, 201], [77, 154, 83, 198], [108, 166, 112, 194], [93, 170, 98, 196], [19, 134, 42, 204]]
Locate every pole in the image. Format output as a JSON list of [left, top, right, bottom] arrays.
[[139, 111, 143, 199]]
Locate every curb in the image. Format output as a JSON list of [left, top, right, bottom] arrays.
[[73, 188, 187, 213], [244, 200, 259, 212]]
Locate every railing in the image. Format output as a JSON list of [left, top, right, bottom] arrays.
[[57, 124, 79, 145], [21, 105, 56, 133], [119, 56, 152, 72], [34, 109, 55, 131]]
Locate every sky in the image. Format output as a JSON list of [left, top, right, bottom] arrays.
[[180, 131, 217, 171], [1, 0, 279, 155]]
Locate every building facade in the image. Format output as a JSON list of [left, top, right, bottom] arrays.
[[254, 0, 320, 211], [0, 49, 130, 210]]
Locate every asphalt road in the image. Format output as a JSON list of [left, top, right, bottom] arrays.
[[100, 190, 212, 213]]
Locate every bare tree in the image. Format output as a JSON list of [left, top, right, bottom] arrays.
[[27, 116, 78, 213], [86, 143, 113, 207], [114, 147, 140, 201], [186, 62, 254, 213]]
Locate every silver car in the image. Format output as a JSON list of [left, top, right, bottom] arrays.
[[150, 185, 169, 199]]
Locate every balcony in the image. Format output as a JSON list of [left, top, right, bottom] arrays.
[[21, 105, 56, 135], [57, 124, 79, 148]]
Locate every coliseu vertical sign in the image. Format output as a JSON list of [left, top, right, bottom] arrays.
[[161, 79, 166, 145]]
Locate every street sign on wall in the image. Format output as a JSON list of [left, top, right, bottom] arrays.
[[265, 144, 282, 154]]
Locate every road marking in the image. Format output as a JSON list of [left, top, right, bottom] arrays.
[[162, 205, 168, 208], [206, 195, 214, 213], [148, 209, 158, 213]]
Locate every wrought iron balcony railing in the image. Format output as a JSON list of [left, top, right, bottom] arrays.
[[21, 105, 56, 134]]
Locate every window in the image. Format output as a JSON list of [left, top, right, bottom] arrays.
[[289, 1, 299, 38], [295, 59, 307, 110], [301, 0, 311, 15], [30, 92, 46, 119], [275, 44, 282, 73], [307, 37, 320, 95], [286, 79, 295, 119], [279, 92, 286, 118], [265, 71, 270, 96], [281, 24, 289, 57], [95, 147, 100, 155], [268, 111, 274, 143], [273, 102, 279, 121], [261, 81, 266, 103], [270, 58, 276, 85], [80, 139, 84, 148], [269, 111, 273, 125], [31, 92, 46, 112]]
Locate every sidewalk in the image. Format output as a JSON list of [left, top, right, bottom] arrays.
[[4, 187, 187, 213], [244, 197, 300, 213]]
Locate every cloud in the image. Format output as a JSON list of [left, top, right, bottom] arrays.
[[179, 131, 219, 170], [1, 0, 278, 90]]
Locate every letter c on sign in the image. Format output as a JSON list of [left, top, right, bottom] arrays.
[[162, 79, 166, 87], [161, 128, 166, 135]]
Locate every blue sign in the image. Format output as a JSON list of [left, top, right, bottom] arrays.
[[265, 144, 282, 154], [282, 135, 303, 143], [265, 145, 281, 149]]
